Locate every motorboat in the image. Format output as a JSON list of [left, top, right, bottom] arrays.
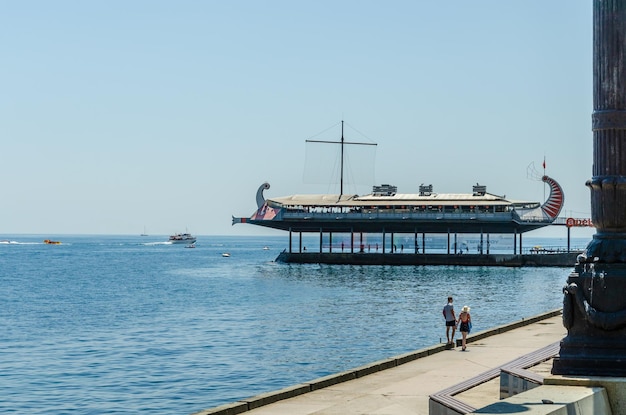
[[168, 233, 197, 244]]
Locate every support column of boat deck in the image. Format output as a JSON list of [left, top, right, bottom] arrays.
[[422, 233, 426, 254], [319, 229, 322, 253], [513, 230, 517, 254], [519, 233, 523, 255], [289, 228, 292, 253], [350, 229, 354, 254], [447, 230, 450, 254], [382, 229, 386, 254], [329, 232, 332, 253], [480, 230, 484, 254], [360, 232, 364, 253], [299, 232, 302, 253]]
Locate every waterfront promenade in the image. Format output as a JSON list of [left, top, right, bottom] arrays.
[[195, 310, 566, 415]]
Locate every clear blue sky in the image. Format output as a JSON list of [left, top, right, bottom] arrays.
[[1, 1, 595, 238]]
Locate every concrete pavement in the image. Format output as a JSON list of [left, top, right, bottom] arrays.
[[194, 310, 566, 415]]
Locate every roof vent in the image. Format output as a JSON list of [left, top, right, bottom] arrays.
[[372, 184, 397, 196], [473, 184, 487, 196], [419, 184, 433, 196]]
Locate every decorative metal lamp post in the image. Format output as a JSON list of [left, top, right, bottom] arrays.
[[552, 0, 626, 376]]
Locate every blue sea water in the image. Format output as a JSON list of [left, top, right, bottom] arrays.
[[0, 234, 588, 414]]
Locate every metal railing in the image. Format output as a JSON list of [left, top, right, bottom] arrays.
[[281, 210, 514, 222]]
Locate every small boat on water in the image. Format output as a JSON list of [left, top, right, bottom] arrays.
[[44, 239, 61, 245], [222, 253, 231, 257], [168, 233, 196, 244]]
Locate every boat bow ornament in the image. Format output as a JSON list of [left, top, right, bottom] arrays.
[[232, 176, 565, 234], [514, 175, 564, 223], [541, 175, 564, 220], [256, 182, 270, 209]]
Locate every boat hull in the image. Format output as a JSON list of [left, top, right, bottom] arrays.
[[242, 216, 550, 234], [169, 238, 196, 244], [234, 176, 565, 235]]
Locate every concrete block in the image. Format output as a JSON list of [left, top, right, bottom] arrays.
[[427, 343, 449, 355], [545, 375, 626, 414], [429, 399, 468, 415], [470, 385, 611, 414], [244, 383, 311, 409], [500, 368, 543, 399], [429, 395, 476, 415], [190, 400, 248, 415], [307, 370, 357, 390], [395, 348, 429, 365], [354, 357, 397, 377]]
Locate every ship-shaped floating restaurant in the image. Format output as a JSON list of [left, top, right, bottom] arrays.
[[232, 176, 581, 266], [232, 122, 582, 266], [234, 179, 563, 234]]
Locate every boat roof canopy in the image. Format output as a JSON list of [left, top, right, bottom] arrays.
[[267, 192, 536, 208]]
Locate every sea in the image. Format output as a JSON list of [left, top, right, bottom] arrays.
[[0, 234, 591, 415]]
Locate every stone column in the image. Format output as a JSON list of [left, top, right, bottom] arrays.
[[552, 0, 626, 376]]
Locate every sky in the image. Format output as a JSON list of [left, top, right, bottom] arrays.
[[1, 1, 596, 239]]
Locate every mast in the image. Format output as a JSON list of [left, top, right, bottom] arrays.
[[340, 121, 345, 195], [306, 120, 377, 198]]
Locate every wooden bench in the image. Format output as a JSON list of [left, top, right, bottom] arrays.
[[428, 342, 560, 415]]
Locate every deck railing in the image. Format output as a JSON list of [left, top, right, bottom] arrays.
[[281, 210, 553, 224]]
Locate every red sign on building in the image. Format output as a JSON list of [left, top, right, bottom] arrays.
[[566, 218, 593, 227]]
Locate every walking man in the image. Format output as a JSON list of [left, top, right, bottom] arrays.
[[443, 296, 456, 345]]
